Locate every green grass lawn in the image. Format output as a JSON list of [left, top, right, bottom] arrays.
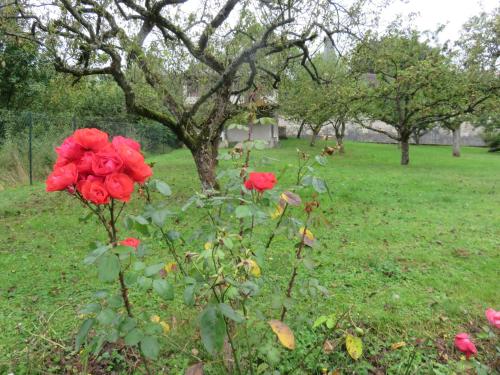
[[1, 140, 499, 374]]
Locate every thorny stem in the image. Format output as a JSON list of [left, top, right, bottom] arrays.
[[207, 242, 242, 375], [242, 299, 255, 375], [76, 193, 113, 239], [76, 194, 151, 374], [108, 199, 150, 375], [280, 211, 311, 322], [265, 203, 288, 250]]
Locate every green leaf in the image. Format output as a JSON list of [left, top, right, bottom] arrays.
[[152, 279, 174, 300], [133, 215, 149, 225], [97, 254, 120, 282], [166, 230, 181, 241], [84, 245, 110, 265], [94, 290, 108, 299], [133, 261, 146, 271], [79, 302, 101, 315], [154, 180, 172, 196], [108, 295, 123, 308], [144, 263, 165, 277], [235, 205, 252, 218], [140, 335, 160, 359], [315, 155, 327, 166], [152, 208, 171, 227], [75, 318, 95, 351], [312, 176, 327, 194], [200, 304, 226, 355], [184, 284, 195, 306], [326, 316, 335, 329], [313, 315, 327, 328], [137, 276, 152, 290], [107, 329, 119, 343], [124, 272, 138, 286], [219, 303, 244, 323], [125, 328, 144, 346], [97, 308, 116, 325], [119, 317, 137, 336], [222, 237, 234, 249]]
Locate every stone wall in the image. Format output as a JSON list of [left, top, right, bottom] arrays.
[[277, 117, 486, 146]]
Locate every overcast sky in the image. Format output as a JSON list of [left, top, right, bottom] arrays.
[[380, 0, 498, 43]]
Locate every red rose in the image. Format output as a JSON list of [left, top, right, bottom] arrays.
[[46, 163, 78, 192], [79, 179, 110, 205], [73, 128, 109, 151], [54, 155, 69, 168], [116, 144, 145, 169], [120, 237, 140, 249], [76, 151, 94, 174], [92, 145, 123, 176], [244, 172, 277, 192], [105, 172, 135, 202], [128, 162, 153, 184], [112, 136, 141, 152], [55, 136, 84, 161]]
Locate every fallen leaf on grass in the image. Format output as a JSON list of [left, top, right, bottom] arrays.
[[346, 334, 362, 360], [323, 339, 334, 353], [390, 341, 406, 350]]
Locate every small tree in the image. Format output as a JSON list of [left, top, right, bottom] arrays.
[[351, 29, 491, 165], [279, 56, 359, 150]]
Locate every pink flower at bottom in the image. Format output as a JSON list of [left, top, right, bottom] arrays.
[[454, 333, 477, 359], [485, 308, 500, 329]]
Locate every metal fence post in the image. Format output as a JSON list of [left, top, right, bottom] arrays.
[[27, 112, 33, 186]]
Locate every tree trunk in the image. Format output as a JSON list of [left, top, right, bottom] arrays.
[[297, 120, 306, 139], [310, 128, 320, 147], [400, 138, 410, 165], [452, 126, 461, 157], [413, 132, 420, 145], [191, 140, 220, 192], [336, 122, 345, 153]]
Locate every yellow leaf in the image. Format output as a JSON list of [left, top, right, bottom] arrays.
[[268, 319, 295, 350], [247, 259, 261, 277], [299, 227, 314, 241], [346, 334, 363, 360], [150, 315, 161, 323], [280, 191, 301, 206], [160, 321, 170, 335], [391, 341, 406, 350], [271, 204, 284, 219], [164, 261, 177, 273]]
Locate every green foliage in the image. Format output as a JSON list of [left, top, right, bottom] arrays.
[[279, 56, 360, 144], [1, 140, 499, 373]]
